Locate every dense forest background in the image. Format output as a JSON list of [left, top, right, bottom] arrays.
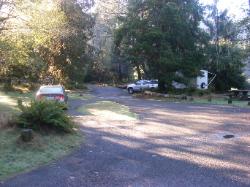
[[0, 0, 249, 92]]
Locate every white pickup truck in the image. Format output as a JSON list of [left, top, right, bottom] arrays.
[[127, 80, 158, 94]]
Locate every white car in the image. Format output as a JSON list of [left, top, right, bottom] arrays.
[[148, 80, 158, 89], [35, 85, 68, 104], [127, 80, 158, 94]]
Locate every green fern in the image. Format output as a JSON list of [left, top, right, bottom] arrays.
[[17, 100, 73, 133]]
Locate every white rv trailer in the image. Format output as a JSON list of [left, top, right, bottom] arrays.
[[172, 70, 216, 90], [196, 70, 216, 90]]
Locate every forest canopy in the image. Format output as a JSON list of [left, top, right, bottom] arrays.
[[0, 0, 94, 89]]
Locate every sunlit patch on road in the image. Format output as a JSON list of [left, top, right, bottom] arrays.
[[76, 100, 138, 120]]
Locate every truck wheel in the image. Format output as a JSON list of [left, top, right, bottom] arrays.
[[128, 88, 134, 94]]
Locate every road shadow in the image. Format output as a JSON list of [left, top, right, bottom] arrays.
[[2, 122, 250, 187]]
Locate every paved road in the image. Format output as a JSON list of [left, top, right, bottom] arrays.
[[1, 86, 250, 187]]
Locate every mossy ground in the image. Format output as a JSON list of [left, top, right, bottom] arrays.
[[0, 128, 83, 181]]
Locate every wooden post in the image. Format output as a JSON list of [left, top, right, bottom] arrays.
[[228, 96, 232, 104], [208, 95, 212, 102], [21, 129, 33, 142]]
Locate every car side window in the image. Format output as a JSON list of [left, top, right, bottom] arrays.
[[135, 81, 141, 85]]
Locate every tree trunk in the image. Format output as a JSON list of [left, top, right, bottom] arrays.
[[136, 64, 142, 80], [21, 129, 33, 142], [3, 77, 12, 91], [118, 63, 122, 81], [158, 78, 166, 92]]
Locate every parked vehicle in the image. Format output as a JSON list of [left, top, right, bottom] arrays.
[[35, 85, 68, 104], [127, 79, 158, 94], [148, 80, 158, 89]]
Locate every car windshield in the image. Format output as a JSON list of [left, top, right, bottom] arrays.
[[150, 80, 158, 84], [39, 87, 63, 94]]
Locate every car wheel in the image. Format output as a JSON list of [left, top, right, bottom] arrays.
[[128, 88, 134, 94]]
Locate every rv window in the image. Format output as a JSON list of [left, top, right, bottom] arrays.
[[200, 71, 205, 77]]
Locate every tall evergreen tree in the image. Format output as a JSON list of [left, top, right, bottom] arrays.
[[115, 0, 208, 91], [204, 2, 246, 91]]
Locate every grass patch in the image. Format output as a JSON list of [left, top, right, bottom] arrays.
[[68, 92, 94, 100], [77, 101, 137, 119], [0, 90, 83, 180], [0, 91, 34, 113], [0, 102, 19, 113], [0, 128, 83, 181], [0, 90, 34, 100], [192, 98, 250, 108], [135, 93, 250, 108]]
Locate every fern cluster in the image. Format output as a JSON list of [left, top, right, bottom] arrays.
[[17, 100, 73, 133]]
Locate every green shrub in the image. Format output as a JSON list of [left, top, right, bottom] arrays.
[[17, 100, 73, 133], [186, 87, 196, 96]]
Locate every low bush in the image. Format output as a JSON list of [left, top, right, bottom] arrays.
[[17, 100, 73, 133]]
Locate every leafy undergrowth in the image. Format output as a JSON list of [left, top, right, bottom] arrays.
[[77, 101, 137, 120], [0, 128, 83, 181]]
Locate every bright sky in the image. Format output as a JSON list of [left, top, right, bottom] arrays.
[[200, 0, 249, 20], [90, 0, 249, 20]]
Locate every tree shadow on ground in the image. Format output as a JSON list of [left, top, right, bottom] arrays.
[[2, 122, 249, 187]]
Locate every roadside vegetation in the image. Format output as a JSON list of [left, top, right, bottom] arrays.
[[0, 87, 83, 181], [0, 0, 94, 90], [17, 100, 74, 132], [193, 98, 250, 108], [135, 91, 250, 108]]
